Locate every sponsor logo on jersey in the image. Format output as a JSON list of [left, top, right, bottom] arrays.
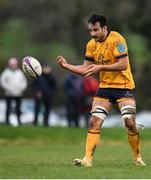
[[97, 54, 111, 65]]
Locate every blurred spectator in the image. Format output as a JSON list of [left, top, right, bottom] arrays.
[[32, 64, 57, 127], [81, 76, 99, 127], [64, 73, 83, 128], [0, 57, 27, 125]]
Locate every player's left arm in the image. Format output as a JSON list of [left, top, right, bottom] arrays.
[[84, 40, 128, 76], [84, 57, 128, 76], [102, 57, 128, 71], [100, 40, 128, 71]]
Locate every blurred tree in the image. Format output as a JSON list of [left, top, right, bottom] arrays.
[[140, 61, 151, 110], [127, 33, 150, 82], [126, 33, 150, 110], [0, 18, 32, 61]]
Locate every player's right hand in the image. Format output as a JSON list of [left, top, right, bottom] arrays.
[[57, 56, 68, 68]]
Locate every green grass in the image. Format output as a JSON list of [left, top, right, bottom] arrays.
[[0, 126, 151, 179]]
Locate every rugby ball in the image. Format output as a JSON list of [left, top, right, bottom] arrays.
[[22, 56, 42, 77]]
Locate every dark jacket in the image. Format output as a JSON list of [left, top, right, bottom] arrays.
[[32, 73, 56, 100]]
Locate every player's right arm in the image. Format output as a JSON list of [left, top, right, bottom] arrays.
[[57, 40, 95, 76], [57, 55, 93, 76]]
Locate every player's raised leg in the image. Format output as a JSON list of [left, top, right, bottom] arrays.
[[118, 98, 146, 166], [74, 99, 112, 167]]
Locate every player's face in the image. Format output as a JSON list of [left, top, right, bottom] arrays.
[[88, 22, 106, 42]]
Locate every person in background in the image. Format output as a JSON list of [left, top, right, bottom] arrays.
[[64, 73, 83, 127], [32, 64, 57, 127], [0, 57, 27, 125]]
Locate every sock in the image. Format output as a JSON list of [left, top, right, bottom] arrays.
[[85, 129, 100, 161], [128, 132, 140, 160]]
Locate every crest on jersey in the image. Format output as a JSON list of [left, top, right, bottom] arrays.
[[117, 43, 126, 53]]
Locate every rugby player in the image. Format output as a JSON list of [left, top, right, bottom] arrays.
[[57, 14, 146, 167]]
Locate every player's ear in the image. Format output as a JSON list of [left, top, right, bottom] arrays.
[[103, 25, 108, 32]]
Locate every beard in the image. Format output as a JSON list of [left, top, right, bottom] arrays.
[[93, 34, 106, 42]]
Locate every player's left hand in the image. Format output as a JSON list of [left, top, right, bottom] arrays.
[[84, 64, 102, 77]]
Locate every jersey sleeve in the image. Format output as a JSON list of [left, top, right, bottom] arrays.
[[113, 38, 128, 59], [85, 41, 95, 62]]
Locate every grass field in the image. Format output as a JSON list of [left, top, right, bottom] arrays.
[[0, 126, 151, 179]]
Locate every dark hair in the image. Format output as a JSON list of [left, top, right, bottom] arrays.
[[88, 14, 108, 27]]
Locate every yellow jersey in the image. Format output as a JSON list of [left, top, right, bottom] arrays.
[[85, 31, 135, 89]]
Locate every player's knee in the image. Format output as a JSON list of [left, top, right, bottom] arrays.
[[89, 116, 101, 129], [125, 119, 135, 129], [89, 116, 102, 129], [121, 105, 136, 129]]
